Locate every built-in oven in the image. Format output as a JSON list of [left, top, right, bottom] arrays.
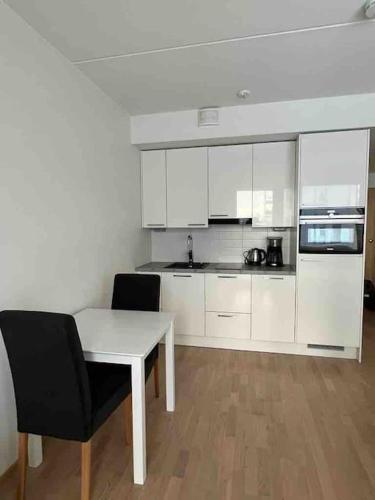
[[299, 208, 365, 254]]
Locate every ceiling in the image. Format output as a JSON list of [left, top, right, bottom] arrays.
[[4, 0, 375, 115]]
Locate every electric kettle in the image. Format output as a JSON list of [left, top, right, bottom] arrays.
[[243, 248, 266, 266]]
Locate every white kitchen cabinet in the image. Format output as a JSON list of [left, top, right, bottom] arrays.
[[206, 312, 251, 339], [166, 148, 208, 228], [253, 142, 296, 227], [299, 130, 369, 208], [208, 145, 252, 219], [205, 274, 251, 313], [141, 150, 167, 228], [296, 255, 363, 347], [161, 272, 205, 336], [252, 275, 295, 343]]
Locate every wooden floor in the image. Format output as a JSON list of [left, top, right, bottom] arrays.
[[2, 314, 375, 500]]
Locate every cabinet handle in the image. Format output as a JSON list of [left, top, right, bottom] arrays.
[[218, 275, 237, 279], [187, 223, 206, 226], [218, 314, 234, 318], [300, 258, 323, 263], [210, 214, 228, 217], [146, 223, 165, 227], [268, 277, 285, 280], [173, 274, 192, 278]]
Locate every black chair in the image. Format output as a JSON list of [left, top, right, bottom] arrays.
[[112, 274, 161, 399], [0, 310, 132, 500]]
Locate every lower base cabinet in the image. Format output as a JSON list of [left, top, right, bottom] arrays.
[[252, 275, 296, 343], [206, 312, 251, 339], [161, 272, 205, 336], [147, 271, 297, 344], [296, 255, 362, 347]]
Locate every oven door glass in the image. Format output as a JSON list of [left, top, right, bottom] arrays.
[[299, 221, 364, 254]]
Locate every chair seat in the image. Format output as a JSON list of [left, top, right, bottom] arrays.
[[86, 362, 131, 435]]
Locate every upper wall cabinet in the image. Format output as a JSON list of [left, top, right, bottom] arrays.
[[141, 150, 167, 228], [299, 130, 369, 208], [253, 142, 296, 227], [208, 145, 253, 219], [167, 148, 208, 228]]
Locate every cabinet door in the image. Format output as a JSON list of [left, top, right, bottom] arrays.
[[141, 150, 166, 228], [166, 148, 208, 228], [253, 142, 296, 227], [205, 274, 251, 313], [206, 312, 251, 339], [252, 275, 295, 342], [161, 273, 205, 336], [299, 130, 369, 208], [208, 145, 253, 219], [296, 255, 363, 347]]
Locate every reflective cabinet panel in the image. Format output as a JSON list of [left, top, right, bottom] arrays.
[[252, 142, 296, 227], [208, 145, 253, 219], [299, 130, 369, 208]]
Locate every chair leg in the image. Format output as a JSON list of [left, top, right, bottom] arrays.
[[154, 357, 160, 398], [17, 433, 28, 500], [81, 440, 91, 500], [124, 394, 133, 446]]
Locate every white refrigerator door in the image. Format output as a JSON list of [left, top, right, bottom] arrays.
[[296, 255, 363, 347]]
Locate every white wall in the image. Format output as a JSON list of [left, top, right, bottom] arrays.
[[131, 94, 375, 148], [0, 2, 150, 474]]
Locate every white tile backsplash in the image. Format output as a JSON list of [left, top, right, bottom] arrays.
[[151, 225, 296, 265]]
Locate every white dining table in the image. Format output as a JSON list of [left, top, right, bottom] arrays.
[[28, 307, 175, 485]]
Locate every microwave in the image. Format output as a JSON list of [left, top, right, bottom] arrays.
[[299, 208, 365, 255]]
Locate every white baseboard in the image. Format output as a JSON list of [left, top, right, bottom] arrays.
[[174, 334, 359, 360]]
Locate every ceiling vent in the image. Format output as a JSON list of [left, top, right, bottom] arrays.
[[198, 108, 219, 127]]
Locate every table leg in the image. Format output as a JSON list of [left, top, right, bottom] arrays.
[[165, 321, 175, 412], [131, 358, 146, 485], [28, 435, 43, 467]]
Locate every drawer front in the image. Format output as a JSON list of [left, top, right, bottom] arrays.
[[206, 312, 251, 339], [205, 274, 251, 313]]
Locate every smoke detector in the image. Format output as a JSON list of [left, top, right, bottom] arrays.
[[365, 0, 375, 18], [198, 107, 219, 127], [237, 89, 251, 99]]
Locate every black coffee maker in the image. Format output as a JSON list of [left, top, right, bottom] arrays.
[[266, 237, 283, 267]]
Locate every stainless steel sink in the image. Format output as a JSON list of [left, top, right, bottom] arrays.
[[165, 262, 208, 270]]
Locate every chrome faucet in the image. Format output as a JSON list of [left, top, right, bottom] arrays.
[[187, 234, 193, 267]]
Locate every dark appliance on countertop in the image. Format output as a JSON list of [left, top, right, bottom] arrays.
[[243, 248, 266, 266], [266, 237, 283, 267]]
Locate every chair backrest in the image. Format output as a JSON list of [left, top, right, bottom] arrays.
[[111, 274, 160, 312], [0, 311, 92, 441]]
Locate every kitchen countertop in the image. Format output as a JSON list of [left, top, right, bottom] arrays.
[[135, 262, 296, 276]]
